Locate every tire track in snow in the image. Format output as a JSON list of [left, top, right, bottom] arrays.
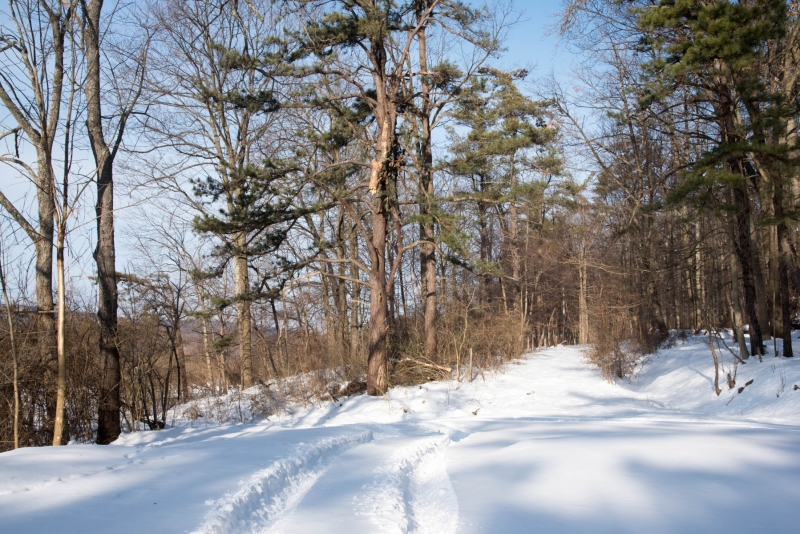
[[356, 434, 459, 534], [192, 429, 373, 534]]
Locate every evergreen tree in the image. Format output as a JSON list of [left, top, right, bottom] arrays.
[[635, 0, 796, 356], [447, 68, 560, 309], [290, 0, 497, 393]]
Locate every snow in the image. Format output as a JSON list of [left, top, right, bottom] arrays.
[[194, 429, 373, 533], [2, 333, 800, 533]]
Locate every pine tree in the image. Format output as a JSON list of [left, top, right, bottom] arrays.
[[635, 0, 796, 356], [447, 69, 560, 311]]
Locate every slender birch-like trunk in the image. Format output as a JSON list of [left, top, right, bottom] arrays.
[[52, 227, 67, 445]]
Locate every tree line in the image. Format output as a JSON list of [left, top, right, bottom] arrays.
[[0, 0, 797, 450]]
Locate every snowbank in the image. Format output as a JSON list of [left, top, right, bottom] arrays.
[[2, 334, 799, 533]]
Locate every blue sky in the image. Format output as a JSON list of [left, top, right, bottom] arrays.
[[0, 0, 575, 299], [488, 0, 569, 77]]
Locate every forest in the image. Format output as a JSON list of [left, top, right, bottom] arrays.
[[0, 0, 797, 451]]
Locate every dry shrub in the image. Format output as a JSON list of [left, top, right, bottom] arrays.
[[173, 366, 374, 427], [587, 310, 675, 383], [390, 357, 450, 386], [661, 329, 690, 349], [587, 310, 640, 383], [246, 385, 283, 420], [387, 300, 527, 387], [337, 380, 367, 397], [173, 388, 270, 426], [587, 336, 637, 383], [281, 369, 339, 408], [439, 307, 525, 382], [0, 309, 100, 450], [246, 320, 368, 393]]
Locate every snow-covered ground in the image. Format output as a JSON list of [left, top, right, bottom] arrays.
[[2, 333, 800, 533]]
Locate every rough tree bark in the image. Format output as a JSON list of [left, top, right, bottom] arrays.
[[416, 1, 437, 361], [363, 10, 401, 395], [366, 86, 393, 395], [83, 0, 122, 444], [727, 218, 750, 360], [233, 234, 254, 388], [732, 185, 765, 357], [774, 182, 794, 357]]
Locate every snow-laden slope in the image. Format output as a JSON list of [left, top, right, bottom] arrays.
[[258, 331, 800, 427], [618, 333, 800, 423], [1, 335, 799, 534]]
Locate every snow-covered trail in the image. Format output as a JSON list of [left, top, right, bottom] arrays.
[[2, 338, 800, 533], [446, 418, 800, 533], [0, 425, 375, 534], [266, 429, 457, 534]]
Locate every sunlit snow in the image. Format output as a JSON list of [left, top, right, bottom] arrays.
[[2, 334, 799, 533]]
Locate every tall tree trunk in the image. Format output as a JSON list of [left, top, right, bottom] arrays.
[[34, 157, 57, 444], [767, 211, 781, 337], [727, 219, 750, 359], [175, 324, 189, 400], [749, 215, 771, 339], [335, 213, 351, 362], [364, 32, 396, 396], [218, 313, 229, 394], [52, 228, 67, 445], [416, 5, 437, 361], [161, 344, 174, 425], [777, 245, 793, 357], [270, 297, 286, 375], [478, 192, 492, 304], [387, 238, 397, 322], [198, 289, 217, 393], [679, 210, 695, 329], [732, 186, 765, 356], [578, 251, 589, 345], [775, 183, 794, 357], [693, 222, 704, 329], [201, 317, 217, 393], [84, 0, 121, 444], [0, 0, 76, 444], [321, 261, 335, 353], [507, 154, 521, 314], [350, 228, 361, 358], [366, 114, 392, 395], [233, 234, 253, 388], [367, 194, 388, 396]]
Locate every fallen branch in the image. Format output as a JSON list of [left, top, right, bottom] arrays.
[[404, 358, 451, 373], [713, 329, 746, 364]]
